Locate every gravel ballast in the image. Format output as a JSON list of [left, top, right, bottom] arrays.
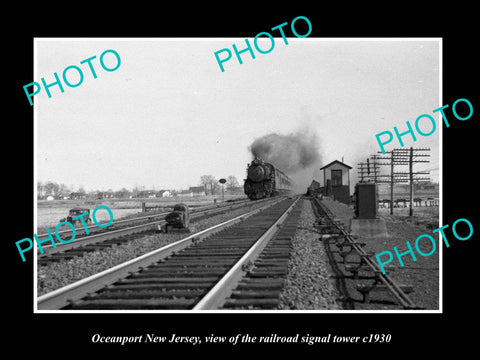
[[37, 200, 274, 296], [38, 195, 439, 311], [319, 197, 440, 310], [279, 199, 341, 310]]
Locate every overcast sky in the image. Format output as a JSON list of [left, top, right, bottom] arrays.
[[35, 38, 440, 192]]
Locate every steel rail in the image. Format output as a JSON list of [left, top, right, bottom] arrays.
[[193, 197, 300, 310], [37, 197, 274, 256], [312, 198, 419, 309], [37, 197, 284, 310], [36, 210, 170, 240], [36, 198, 251, 240]]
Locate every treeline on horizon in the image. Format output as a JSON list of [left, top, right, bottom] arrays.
[[37, 175, 242, 200]]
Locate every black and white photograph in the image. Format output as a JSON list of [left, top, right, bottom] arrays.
[[33, 38, 441, 313], [6, 6, 478, 355]]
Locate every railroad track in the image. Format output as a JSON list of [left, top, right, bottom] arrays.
[[37, 198, 269, 265], [220, 200, 302, 309], [38, 196, 302, 310], [310, 197, 421, 310], [36, 198, 251, 242]]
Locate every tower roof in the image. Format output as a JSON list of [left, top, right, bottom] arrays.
[[320, 160, 352, 170]]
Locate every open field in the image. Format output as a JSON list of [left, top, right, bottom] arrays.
[[36, 195, 248, 232], [37, 194, 247, 209], [378, 205, 439, 230], [321, 197, 440, 310], [36, 207, 140, 232], [377, 187, 439, 201]]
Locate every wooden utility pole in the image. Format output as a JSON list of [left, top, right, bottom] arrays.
[[370, 155, 381, 183], [391, 147, 430, 216], [372, 147, 430, 216], [374, 147, 430, 215], [375, 150, 405, 215], [357, 162, 369, 183], [357, 157, 380, 183], [410, 147, 413, 216], [390, 151, 394, 215]]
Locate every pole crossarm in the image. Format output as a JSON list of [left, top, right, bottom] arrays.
[[367, 147, 431, 215]]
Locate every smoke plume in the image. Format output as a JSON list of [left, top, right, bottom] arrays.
[[248, 128, 322, 192]]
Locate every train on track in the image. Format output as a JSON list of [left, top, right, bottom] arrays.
[[244, 158, 293, 200]]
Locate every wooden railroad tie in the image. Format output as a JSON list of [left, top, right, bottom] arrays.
[[338, 248, 372, 266], [345, 261, 396, 280], [356, 281, 413, 304], [335, 239, 366, 251]]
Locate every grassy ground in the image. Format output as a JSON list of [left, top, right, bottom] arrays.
[[321, 197, 440, 310], [379, 206, 439, 230], [36, 195, 248, 233], [37, 194, 247, 209], [377, 187, 439, 201]]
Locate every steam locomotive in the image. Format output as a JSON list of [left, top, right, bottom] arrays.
[[244, 158, 293, 200]]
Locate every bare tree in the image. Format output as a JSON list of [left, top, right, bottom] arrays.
[[131, 184, 145, 198], [44, 181, 59, 198], [115, 187, 130, 198], [77, 185, 86, 196], [37, 181, 44, 199], [226, 175, 239, 193], [57, 183, 70, 199], [200, 175, 217, 195]]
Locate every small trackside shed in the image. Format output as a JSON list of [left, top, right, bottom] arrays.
[[320, 160, 352, 205]]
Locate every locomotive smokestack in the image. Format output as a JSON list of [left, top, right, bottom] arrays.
[[248, 127, 322, 192], [249, 127, 321, 173]]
